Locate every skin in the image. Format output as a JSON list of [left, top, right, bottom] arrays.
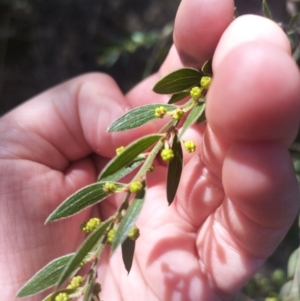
[[1, 0, 300, 300]]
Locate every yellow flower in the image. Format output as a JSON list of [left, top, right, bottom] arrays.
[[107, 229, 116, 245], [116, 146, 125, 155], [80, 217, 101, 233], [128, 225, 140, 240], [184, 140, 196, 153], [172, 108, 184, 120], [155, 106, 167, 118], [129, 181, 143, 193], [161, 148, 174, 162], [55, 292, 69, 301], [190, 86, 202, 100], [200, 76, 212, 89], [103, 182, 117, 193], [67, 275, 83, 289]]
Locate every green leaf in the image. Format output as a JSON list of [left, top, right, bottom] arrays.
[[57, 219, 112, 287], [262, 0, 272, 20], [287, 247, 299, 279], [111, 187, 146, 253], [179, 102, 205, 139], [99, 157, 144, 182], [289, 14, 300, 28], [278, 281, 293, 300], [108, 104, 176, 132], [99, 134, 163, 180], [168, 91, 191, 104], [16, 254, 74, 297], [82, 270, 98, 301], [167, 134, 183, 205], [122, 238, 136, 274], [46, 182, 124, 222], [196, 105, 206, 124], [201, 58, 213, 76], [153, 68, 202, 94]]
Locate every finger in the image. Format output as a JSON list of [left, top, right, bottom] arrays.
[[1, 73, 155, 167], [196, 143, 299, 297], [206, 16, 300, 145], [213, 15, 291, 70], [177, 15, 300, 226], [192, 17, 300, 296], [174, 0, 234, 67], [126, 0, 234, 107]]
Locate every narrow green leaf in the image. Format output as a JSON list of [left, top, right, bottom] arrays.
[[99, 157, 144, 182], [16, 254, 74, 297], [179, 102, 205, 139], [289, 14, 299, 28], [196, 105, 206, 124], [57, 219, 112, 287], [46, 182, 124, 222], [82, 270, 98, 301], [201, 58, 213, 76], [167, 135, 183, 205], [153, 68, 202, 94], [99, 134, 163, 180], [111, 187, 146, 253], [108, 104, 176, 132], [168, 91, 191, 104], [262, 0, 272, 20], [122, 238, 136, 274]]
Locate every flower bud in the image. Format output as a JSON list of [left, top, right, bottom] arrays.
[[107, 229, 116, 245], [129, 180, 143, 193], [80, 217, 101, 233], [172, 108, 184, 120], [55, 292, 69, 301], [190, 86, 202, 100], [103, 182, 117, 193], [184, 140, 196, 153], [128, 225, 140, 240], [155, 106, 167, 118], [200, 76, 212, 89], [67, 275, 83, 289], [161, 148, 174, 162], [116, 146, 125, 155]]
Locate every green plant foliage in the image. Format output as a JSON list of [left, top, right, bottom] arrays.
[[16, 253, 75, 297], [201, 58, 213, 76], [99, 157, 145, 182], [288, 248, 300, 279], [108, 104, 176, 132], [122, 238, 136, 274], [167, 134, 183, 205], [168, 91, 191, 104], [99, 134, 163, 180], [111, 187, 146, 253], [46, 182, 124, 222], [179, 102, 205, 139], [262, 0, 272, 20], [57, 219, 112, 287], [153, 67, 202, 94]]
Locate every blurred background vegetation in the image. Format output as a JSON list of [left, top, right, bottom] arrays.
[[0, 0, 299, 300], [0, 0, 291, 114]]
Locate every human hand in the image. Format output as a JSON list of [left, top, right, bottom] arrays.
[[1, 0, 300, 300]]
